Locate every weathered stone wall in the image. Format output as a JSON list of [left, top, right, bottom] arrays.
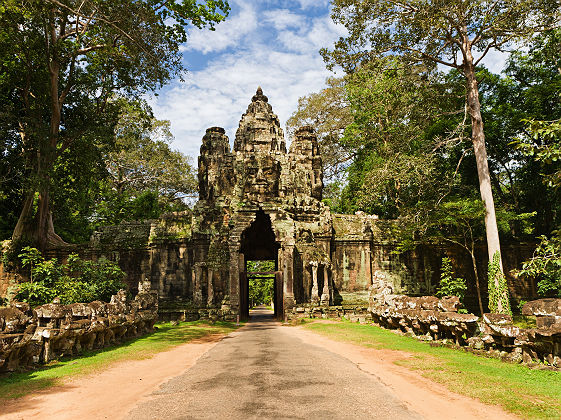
[[0, 282, 158, 372], [287, 304, 371, 323], [0, 261, 19, 301], [371, 242, 536, 313], [330, 213, 536, 312], [2, 218, 538, 320]]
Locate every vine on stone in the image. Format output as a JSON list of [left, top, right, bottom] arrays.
[[488, 252, 512, 315]]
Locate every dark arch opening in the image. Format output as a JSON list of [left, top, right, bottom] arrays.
[[239, 210, 282, 320]]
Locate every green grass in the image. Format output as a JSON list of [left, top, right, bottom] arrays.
[[0, 320, 238, 400], [304, 320, 561, 419]]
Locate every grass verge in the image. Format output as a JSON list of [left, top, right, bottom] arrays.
[[0, 320, 238, 400], [303, 320, 561, 419]]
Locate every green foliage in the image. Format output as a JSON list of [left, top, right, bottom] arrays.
[[14, 248, 126, 306], [324, 1, 558, 74], [106, 101, 197, 202], [436, 258, 467, 302], [517, 300, 528, 315], [18, 246, 43, 273], [517, 119, 561, 188], [247, 260, 275, 307], [286, 76, 352, 183], [0, 0, 228, 245], [488, 252, 512, 315], [249, 277, 274, 307], [1, 240, 32, 269], [247, 260, 275, 272], [512, 315, 537, 329], [15, 282, 56, 307], [518, 234, 561, 297]]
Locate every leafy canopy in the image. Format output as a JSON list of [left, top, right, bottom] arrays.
[[324, 0, 559, 72]]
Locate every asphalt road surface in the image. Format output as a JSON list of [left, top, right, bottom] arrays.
[[126, 307, 421, 420]]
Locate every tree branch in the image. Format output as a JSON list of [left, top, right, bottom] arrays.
[[401, 45, 460, 69]]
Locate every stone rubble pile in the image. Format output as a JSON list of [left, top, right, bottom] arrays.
[[368, 283, 561, 367], [0, 281, 158, 372]]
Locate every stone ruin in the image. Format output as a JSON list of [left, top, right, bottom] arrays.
[[24, 87, 536, 322], [0, 87, 556, 370], [0, 281, 158, 372], [56, 87, 382, 321]]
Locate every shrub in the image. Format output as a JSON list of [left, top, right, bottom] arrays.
[[14, 248, 126, 306], [518, 234, 561, 298], [436, 257, 467, 302]]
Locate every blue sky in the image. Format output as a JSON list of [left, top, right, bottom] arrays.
[[148, 0, 344, 158], [149, 0, 509, 160]]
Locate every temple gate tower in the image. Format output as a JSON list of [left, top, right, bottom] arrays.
[[192, 87, 334, 320], [87, 87, 377, 322]]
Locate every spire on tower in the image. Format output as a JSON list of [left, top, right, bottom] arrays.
[[252, 86, 268, 103]]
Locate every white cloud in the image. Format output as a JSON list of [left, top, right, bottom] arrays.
[[149, 2, 346, 160], [182, 1, 258, 54], [277, 15, 347, 53], [262, 9, 306, 31], [149, 49, 331, 159]]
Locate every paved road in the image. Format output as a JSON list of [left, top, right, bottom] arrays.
[[126, 308, 420, 420]]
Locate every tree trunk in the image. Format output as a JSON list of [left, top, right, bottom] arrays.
[[463, 57, 509, 313], [469, 249, 485, 316], [12, 168, 65, 251], [11, 25, 66, 251], [12, 192, 35, 242]]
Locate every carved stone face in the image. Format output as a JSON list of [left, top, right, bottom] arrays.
[[244, 154, 281, 201]]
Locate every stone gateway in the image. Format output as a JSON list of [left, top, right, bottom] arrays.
[[74, 88, 532, 321], [186, 87, 372, 320], [83, 88, 380, 321]]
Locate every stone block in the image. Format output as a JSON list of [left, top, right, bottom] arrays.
[[0, 307, 31, 333], [35, 303, 70, 320], [467, 336, 485, 350], [536, 316, 561, 329], [481, 313, 520, 338], [418, 296, 440, 310], [522, 298, 561, 317], [438, 296, 461, 313]]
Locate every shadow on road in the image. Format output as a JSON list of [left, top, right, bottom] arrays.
[[247, 306, 278, 330]]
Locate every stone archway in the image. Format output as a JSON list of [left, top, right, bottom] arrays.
[[239, 210, 283, 320]]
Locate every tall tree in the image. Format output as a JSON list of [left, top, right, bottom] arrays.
[[1, 0, 229, 250], [287, 77, 353, 210], [323, 0, 559, 313], [287, 77, 353, 181], [96, 100, 197, 226]]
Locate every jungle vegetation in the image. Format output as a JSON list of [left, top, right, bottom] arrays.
[[289, 3, 561, 304]]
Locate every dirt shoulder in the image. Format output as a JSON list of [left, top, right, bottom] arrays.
[[0, 334, 225, 420], [286, 325, 518, 420]]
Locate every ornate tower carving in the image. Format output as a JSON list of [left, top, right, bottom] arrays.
[[233, 87, 286, 153], [289, 126, 323, 200], [198, 126, 233, 201], [233, 87, 287, 203]]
